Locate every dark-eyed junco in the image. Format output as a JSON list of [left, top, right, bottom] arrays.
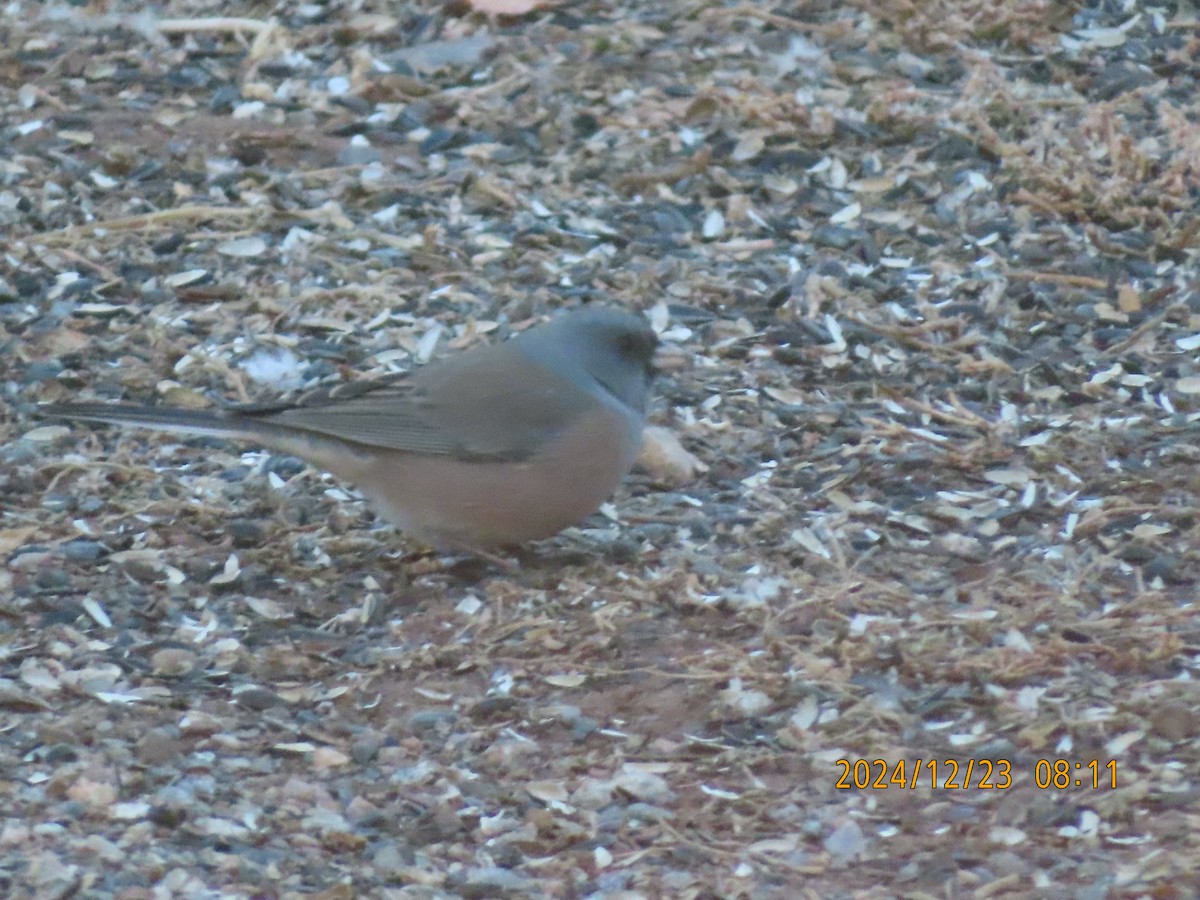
[[39, 306, 658, 549]]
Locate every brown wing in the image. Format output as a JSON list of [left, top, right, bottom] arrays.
[[247, 343, 598, 460]]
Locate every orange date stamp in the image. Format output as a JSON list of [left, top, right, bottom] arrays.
[[834, 758, 1118, 790]]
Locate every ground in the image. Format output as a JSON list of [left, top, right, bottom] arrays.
[[2, 0, 1200, 897]]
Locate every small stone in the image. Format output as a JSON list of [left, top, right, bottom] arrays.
[[232, 685, 285, 710], [406, 709, 457, 735], [824, 819, 866, 861], [210, 85, 241, 112], [227, 519, 266, 548], [452, 866, 537, 899], [34, 568, 72, 592], [62, 540, 104, 563], [350, 735, 383, 765], [24, 360, 64, 383], [137, 726, 183, 766], [151, 648, 198, 677]]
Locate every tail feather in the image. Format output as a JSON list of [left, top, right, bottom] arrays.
[[38, 402, 267, 443], [38, 401, 373, 478]]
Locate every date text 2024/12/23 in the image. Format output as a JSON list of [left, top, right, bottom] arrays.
[[834, 758, 1118, 790]]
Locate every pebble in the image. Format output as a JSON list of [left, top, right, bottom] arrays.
[[24, 360, 64, 383], [406, 709, 457, 735], [62, 539, 104, 563], [209, 85, 241, 113]]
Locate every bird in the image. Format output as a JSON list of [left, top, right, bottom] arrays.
[[39, 305, 658, 550]]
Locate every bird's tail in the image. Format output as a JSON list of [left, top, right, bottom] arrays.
[[38, 402, 262, 442], [38, 401, 374, 480]]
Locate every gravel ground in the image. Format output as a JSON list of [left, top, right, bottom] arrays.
[[3, 1, 1200, 897]]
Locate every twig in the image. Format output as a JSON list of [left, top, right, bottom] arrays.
[[156, 17, 275, 37], [1100, 312, 1168, 358], [45, 205, 270, 243], [1006, 268, 1109, 290], [877, 389, 994, 433], [42, 246, 123, 286]]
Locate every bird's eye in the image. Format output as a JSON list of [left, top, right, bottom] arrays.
[[616, 329, 656, 359]]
